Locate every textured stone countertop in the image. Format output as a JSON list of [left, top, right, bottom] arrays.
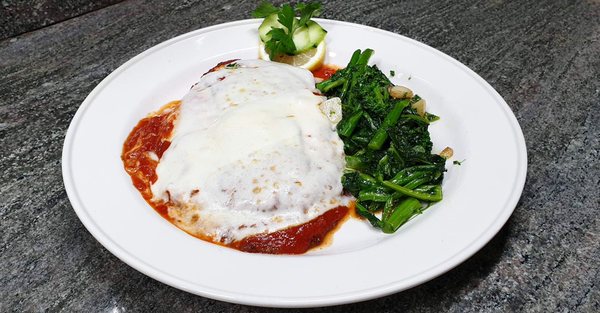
[[1, 0, 599, 311]]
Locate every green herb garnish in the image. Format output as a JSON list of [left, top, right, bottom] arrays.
[[252, 1, 322, 59], [225, 62, 239, 69]]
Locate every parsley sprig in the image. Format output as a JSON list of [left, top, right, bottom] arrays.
[[252, 1, 322, 59]]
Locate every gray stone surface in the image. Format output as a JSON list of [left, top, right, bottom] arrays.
[[0, 0, 123, 40], [1, 0, 599, 311]]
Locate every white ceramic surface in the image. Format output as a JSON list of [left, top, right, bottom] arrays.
[[62, 19, 527, 308]]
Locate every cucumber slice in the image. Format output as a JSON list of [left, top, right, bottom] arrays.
[[307, 21, 327, 48], [258, 14, 281, 42], [293, 21, 327, 53], [292, 26, 312, 52], [258, 14, 327, 54]]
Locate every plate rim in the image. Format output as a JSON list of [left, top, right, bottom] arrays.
[[62, 18, 527, 308]]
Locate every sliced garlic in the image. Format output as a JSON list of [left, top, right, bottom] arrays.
[[388, 85, 414, 99], [319, 97, 342, 124]]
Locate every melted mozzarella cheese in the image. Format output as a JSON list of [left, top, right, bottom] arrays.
[[151, 60, 349, 243]]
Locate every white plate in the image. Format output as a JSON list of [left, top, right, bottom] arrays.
[[62, 19, 526, 308]]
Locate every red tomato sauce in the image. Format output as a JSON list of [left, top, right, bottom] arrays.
[[233, 206, 349, 254], [121, 99, 350, 254], [122, 101, 180, 218], [312, 64, 340, 80], [204, 59, 239, 75]]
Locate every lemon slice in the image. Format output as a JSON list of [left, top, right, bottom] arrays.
[[259, 40, 326, 71]]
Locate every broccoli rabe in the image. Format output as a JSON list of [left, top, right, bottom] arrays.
[[317, 49, 448, 233]]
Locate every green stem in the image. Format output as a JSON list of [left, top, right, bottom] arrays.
[[356, 49, 374, 65], [345, 155, 365, 171], [400, 114, 430, 124], [348, 49, 362, 67], [316, 78, 346, 93], [355, 202, 382, 228], [337, 110, 363, 137], [382, 198, 422, 233], [358, 172, 380, 188], [382, 196, 395, 221], [381, 181, 443, 201], [358, 191, 390, 202], [402, 176, 432, 189], [368, 100, 410, 150], [390, 165, 439, 185]]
